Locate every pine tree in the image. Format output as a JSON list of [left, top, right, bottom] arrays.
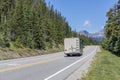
[[102, 0, 120, 54]]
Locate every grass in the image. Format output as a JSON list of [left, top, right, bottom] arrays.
[[80, 47, 120, 80]]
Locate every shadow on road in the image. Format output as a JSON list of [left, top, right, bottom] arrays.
[[64, 55, 82, 57]]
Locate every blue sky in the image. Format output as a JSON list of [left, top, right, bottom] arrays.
[[45, 0, 118, 33]]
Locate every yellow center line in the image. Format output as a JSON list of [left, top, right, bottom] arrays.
[[0, 56, 64, 73]]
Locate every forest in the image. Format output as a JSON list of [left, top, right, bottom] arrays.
[[102, 0, 120, 54], [0, 0, 98, 50]]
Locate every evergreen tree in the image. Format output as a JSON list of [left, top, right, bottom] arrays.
[[102, 0, 120, 54], [0, 0, 98, 50]]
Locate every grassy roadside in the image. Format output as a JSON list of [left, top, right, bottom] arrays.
[[79, 47, 120, 80], [0, 47, 63, 60]]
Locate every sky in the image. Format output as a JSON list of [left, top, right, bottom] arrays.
[[45, 0, 118, 33]]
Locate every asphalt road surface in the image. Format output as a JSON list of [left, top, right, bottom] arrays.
[[0, 46, 99, 80]]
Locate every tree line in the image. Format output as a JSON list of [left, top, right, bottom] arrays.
[[102, 0, 120, 54], [0, 0, 98, 50]]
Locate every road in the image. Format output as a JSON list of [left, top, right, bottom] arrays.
[[0, 46, 99, 80]]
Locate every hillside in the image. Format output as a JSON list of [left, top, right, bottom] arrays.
[[0, 0, 72, 50], [0, 0, 98, 50], [0, 0, 99, 60]]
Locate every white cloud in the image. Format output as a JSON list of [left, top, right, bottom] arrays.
[[83, 20, 91, 27]]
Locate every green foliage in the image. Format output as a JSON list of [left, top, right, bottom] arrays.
[[102, 0, 120, 54], [114, 37, 120, 53], [0, 0, 97, 50]]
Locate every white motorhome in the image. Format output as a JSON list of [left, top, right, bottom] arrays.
[[64, 38, 83, 56]]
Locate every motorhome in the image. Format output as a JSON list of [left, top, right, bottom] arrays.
[[64, 38, 83, 56]]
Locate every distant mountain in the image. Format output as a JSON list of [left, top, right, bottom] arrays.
[[79, 30, 89, 37], [79, 29, 104, 42]]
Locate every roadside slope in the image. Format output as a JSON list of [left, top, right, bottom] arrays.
[[0, 48, 63, 60]]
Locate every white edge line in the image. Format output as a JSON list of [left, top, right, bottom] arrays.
[[44, 46, 98, 80]]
